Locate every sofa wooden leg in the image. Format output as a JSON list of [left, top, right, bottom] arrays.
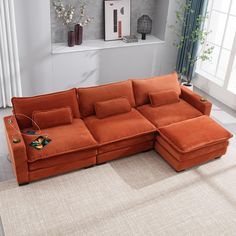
[[84, 165, 96, 169], [176, 169, 186, 173], [141, 149, 151, 153], [97, 162, 107, 166], [18, 182, 29, 186], [215, 156, 222, 160]]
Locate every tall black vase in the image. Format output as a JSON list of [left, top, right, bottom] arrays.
[[75, 24, 83, 45], [68, 31, 75, 47]]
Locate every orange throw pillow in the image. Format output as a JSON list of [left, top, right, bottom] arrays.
[[32, 107, 73, 129], [95, 97, 131, 119], [149, 90, 180, 107]]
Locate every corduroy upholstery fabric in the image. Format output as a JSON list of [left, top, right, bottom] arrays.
[[137, 99, 202, 128], [12, 88, 80, 129], [84, 109, 156, 145], [78, 80, 135, 118], [180, 86, 212, 115], [97, 141, 154, 164], [155, 116, 233, 171], [4, 73, 234, 185], [23, 119, 97, 163], [4, 116, 29, 184], [84, 109, 156, 163], [155, 142, 228, 172], [149, 90, 180, 107], [158, 116, 233, 153], [132, 72, 180, 106], [32, 107, 73, 129], [95, 97, 131, 119], [29, 149, 97, 171]]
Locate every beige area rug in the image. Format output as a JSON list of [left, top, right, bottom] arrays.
[[1, 146, 236, 236]]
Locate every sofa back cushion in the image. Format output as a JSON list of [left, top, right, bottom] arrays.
[[95, 97, 131, 119], [12, 88, 80, 129], [32, 107, 73, 129], [149, 90, 180, 107], [132, 72, 181, 106], [77, 80, 135, 117]]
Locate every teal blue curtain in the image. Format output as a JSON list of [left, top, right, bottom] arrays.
[[176, 0, 208, 82]]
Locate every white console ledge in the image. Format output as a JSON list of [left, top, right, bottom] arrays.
[[52, 35, 164, 54]]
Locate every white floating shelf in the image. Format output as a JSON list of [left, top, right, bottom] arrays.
[[52, 35, 164, 54]]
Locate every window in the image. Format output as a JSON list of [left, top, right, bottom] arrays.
[[196, 0, 236, 93]]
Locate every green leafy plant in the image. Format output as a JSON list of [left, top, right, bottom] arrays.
[[169, 0, 214, 85]]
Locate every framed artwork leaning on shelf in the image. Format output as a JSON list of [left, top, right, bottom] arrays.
[[104, 0, 130, 41]]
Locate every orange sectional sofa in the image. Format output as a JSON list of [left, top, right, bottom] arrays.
[[4, 72, 233, 185]]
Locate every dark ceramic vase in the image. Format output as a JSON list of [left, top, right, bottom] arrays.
[[68, 31, 75, 47], [74, 24, 83, 45]]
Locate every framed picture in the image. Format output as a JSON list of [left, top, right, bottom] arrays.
[[104, 0, 131, 41]]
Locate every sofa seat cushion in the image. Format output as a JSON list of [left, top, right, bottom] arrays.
[[84, 108, 156, 145], [23, 119, 97, 163], [137, 99, 202, 128], [158, 116, 233, 153]]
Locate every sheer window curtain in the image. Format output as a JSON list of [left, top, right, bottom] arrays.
[[0, 0, 22, 108]]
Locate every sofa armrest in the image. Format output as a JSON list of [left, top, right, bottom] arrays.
[[4, 115, 29, 184], [180, 86, 212, 116]]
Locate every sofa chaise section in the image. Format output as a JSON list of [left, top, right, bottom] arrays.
[[155, 116, 233, 171]]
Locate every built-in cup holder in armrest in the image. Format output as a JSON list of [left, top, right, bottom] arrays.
[[200, 97, 207, 102]]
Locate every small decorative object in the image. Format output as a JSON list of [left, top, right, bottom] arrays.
[[12, 137, 21, 144], [200, 97, 207, 102], [68, 31, 75, 47], [53, 0, 75, 47], [30, 136, 51, 150], [137, 15, 152, 40], [74, 3, 93, 45], [123, 35, 138, 43], [104, 0, 130, 41]]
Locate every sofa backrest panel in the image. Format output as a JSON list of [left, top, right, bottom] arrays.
[[132, 72, 181, 106], [77, 80, 136, 117], [12, 88, 80, 129]]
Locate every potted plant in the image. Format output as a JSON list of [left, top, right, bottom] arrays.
[[169, 0, 214, 90]]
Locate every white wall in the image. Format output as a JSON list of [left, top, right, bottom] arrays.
[[14, 0, 180, 96]]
